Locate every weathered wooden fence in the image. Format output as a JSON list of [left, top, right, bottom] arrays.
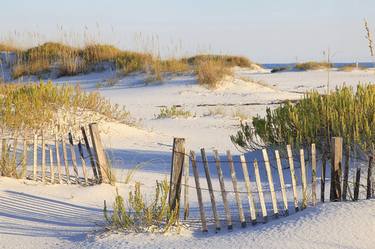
[[0, 123, 110, 185], [169, 137, 375, 232]]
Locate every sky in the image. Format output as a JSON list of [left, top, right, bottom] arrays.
[[1, 0, 375, 63]]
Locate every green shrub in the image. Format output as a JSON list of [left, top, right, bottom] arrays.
[[231, 84, 375, 153], [103, 180, 180, 233]]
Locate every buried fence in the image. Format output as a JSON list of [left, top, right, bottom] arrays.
[[169, 137, 375, 232], [0, 123, 110, 185]]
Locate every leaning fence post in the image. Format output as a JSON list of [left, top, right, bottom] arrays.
[[311, 144, 317, 206], [81, 126, 99, 181], [330, 137, 343, 201], [68, 132, 80, 184], [214, 150, 232, 229], [300, 149, 308, 209], [168, 138, 185, 214], [201, 148, 220, 231], [190, 151, 208, 232], [239, 155, 257, 224], [89, 123, 109, 183], [287, 145, 299, 212], [78, 141, 89, 185], [254, 159, 268, 223], [55, 134, 62, 184], [49, 146, 55, 184], [275, 150, 289, 215], [227, 150, 246, 227], [262, 149, 279, 218], [366, 154, 373, 199]]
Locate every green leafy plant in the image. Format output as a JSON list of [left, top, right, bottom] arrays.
[[156, 106, 193, 119]]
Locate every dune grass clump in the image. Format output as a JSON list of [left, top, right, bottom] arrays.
[[339, 64, 362, 72], [196, 59, 232, 88], [186, 54, 254, 68], [156, 106, 192, 119], [231, 84, 375, 153], [103, 180, 180, 233], [0, 81, 132, 133], [295, 61, 332, 71]]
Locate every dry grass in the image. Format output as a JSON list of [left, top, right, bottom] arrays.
[[295, 61, 332, 71], [186, 54, 253, 68], [196, 59, 232, 88], [339, 64, 362, 72], [0, 43, 20, 52]]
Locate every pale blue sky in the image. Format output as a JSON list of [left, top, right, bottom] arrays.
[[1, 0, 375, 63]]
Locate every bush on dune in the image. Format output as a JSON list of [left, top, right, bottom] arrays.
[[196, 59, 233, 88], [295, 61, 332, 71]]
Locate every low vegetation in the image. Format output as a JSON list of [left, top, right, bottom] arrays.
[[196, 59, 233, 88], [294, 61, 332, 71], [231, 84, 375, 154], [156, 106, 193, 119], [103, 180, 180, 233], [339, 64, 362, 72], [0, 81, 132, 136]]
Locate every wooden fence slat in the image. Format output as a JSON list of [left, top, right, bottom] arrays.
[[311, 144, 317, 206], [342, 145, 350, 200], [41, 132, 46, 182], [190, 151, 208, 232], [201, 148, 220, 231], [275, 150, 289, 215], [78, 141, 89, 185], [49, 146, 55, 184], [214, 150, 232, 229], [300, 149, 307, 209], [239, 155, 257, 224], [354, 168, 361, 201], [62, 137, 71, 184], [262, 149, 279, 217], [55, 134, 63, 184], [89, 123, 109, 183], [1, 139, 7, 176], [11, 135, 18, 175], [168, 138, 185, 213], [183, 153, 190, 220], [330, 137, 343, 201], [367, 155, 373, 199], [253, 159, 268, 223], [227, 150, 246, 228], [68, 133, 80, 184], [81, 126, 99, 181], [321, 153, 327, 202], [21, 134, 28, 178], [33, 134, 38, 180], [287, 145, 299, 212]]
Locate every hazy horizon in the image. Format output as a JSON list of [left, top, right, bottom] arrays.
[[1, 0, 375, 63]]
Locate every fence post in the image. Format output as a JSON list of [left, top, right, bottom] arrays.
[[61, 136, 70, 184], [311, 144, 317, 206], [367, 154, 373, 199], [190, 151, 208, 232], [68, 132, 80, 184], [168, 138, 185, 214], [201, 148, 220, 231], [227, 150, 246, 227], [89, 123, 109, 183], [214, 150, 233, 229], [33, 134, 38, 181], [300, 149, 308, 209], [81, 126, 99, 181], [321, 152, 327, 202], [275, 150, 289, 215], [287, 145, 299, 212], [78, 141, 89, 185], [354, 168, 361, 201], [183, 153, 190, 220], [330, 137, 343, 201], [41, 132, 46, 182], [49, 146, 55, 184], [342, 144, 350, 200], [262, 149, 279, 217], [21, 134, 28, 178]]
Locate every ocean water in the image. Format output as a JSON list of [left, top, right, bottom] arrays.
[[262, 62, 374, 69]]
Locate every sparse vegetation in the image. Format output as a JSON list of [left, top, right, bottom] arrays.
[[156, 106, 192, 119], [295, 61, 332, 71], [339, 64, 362, 72], [271, 67, 289, 73], [103, 180, 180, 233], [186, 54, 254, 68]]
